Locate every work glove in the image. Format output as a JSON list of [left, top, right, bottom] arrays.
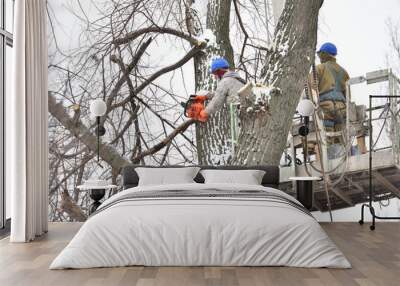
[[198, 110, 209, 122]]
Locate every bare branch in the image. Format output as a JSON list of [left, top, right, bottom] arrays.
[[113, 26, 200, 46], [132, 119, 196, 162]]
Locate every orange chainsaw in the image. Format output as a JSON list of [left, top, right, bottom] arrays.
[[181, 95, 208, 122]]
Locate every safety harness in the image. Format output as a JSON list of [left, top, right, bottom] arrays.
[[319, 63, 346, 129], [229, 76, 247, 148]]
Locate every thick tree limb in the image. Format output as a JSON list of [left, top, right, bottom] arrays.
[[185, 0, 202, 36], [48, 92, 131, 171], [49, 93, 196, 169], [60, 190, 87, 222], [113, 26, 200, 46]]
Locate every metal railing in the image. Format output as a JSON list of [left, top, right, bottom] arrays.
[[285, 69, 400, 169]]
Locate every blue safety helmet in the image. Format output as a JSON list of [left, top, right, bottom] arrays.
[[210, 57, 230, 73], [317, 42, 337, 56]]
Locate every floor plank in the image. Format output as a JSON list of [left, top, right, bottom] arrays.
[[0, 222, 399, 286]]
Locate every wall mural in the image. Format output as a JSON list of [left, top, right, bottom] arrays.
[[47, 0, 400, 223], [47, 0, 274, 221]]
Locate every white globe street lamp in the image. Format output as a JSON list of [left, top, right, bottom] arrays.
[[90, 99, 107, 164], [90, 99, 107, 117], [297, 99, 315, 117]]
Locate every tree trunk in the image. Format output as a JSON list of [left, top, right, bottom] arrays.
[[194, 0, 235, 165], [232, 0, 323, 165]]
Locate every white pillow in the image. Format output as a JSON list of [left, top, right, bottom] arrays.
[[200, 169, 265, 185], [136, 167, 200, 186]]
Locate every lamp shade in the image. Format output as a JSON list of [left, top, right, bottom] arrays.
[[90, 99, 107, 117], [297, 99, 315, 117]]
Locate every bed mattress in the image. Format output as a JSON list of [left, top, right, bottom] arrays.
[[50, 183, 351, 269]]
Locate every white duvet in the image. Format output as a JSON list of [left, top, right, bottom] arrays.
[[50, 183, 351, 269]]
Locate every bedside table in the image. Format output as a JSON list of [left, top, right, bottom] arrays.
[[77, 184, 117, 214], [289, 177, 321, 210]]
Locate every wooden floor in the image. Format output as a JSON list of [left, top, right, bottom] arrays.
[[0, 222, 399, 286]]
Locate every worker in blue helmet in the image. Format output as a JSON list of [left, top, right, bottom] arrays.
[[317, 42, 337, 57], [313, 42, 349, 99], [308, 42, 357, 159], [197, 57, 245, 122], [194, 57, 246, 150], [210, 57, 230, 76]]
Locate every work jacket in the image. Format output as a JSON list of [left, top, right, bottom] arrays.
[[205, 71, 245, 115], [311, 58, 350, 96]]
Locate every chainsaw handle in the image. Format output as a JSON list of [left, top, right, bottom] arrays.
[[183, 97, 196, 118], [183, 100, 191, 117]]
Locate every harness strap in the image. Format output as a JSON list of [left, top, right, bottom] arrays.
[[234, 77, 247, 85], [222, 73, 247, 85], [325, 62, 344, 93]]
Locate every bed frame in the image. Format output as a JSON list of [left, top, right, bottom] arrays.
[[121, 165, 280, 189]]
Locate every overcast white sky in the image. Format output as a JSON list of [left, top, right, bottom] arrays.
[[319, 0, 399, 76]]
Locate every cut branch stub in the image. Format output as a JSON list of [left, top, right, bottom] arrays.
[[239, 84, 281, 116]]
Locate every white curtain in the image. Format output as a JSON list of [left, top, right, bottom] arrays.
[[8, 0, 49, 242]]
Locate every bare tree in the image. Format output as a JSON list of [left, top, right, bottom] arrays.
[[47, 0, 204, 220], [46, 0, 323, 221]]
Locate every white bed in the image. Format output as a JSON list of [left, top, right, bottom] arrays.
[[50, 183, 351, 269]]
